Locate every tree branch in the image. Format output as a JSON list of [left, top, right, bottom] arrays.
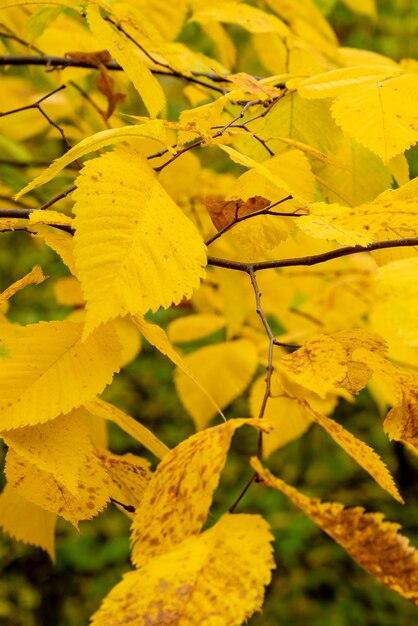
[[207, 237, 418, 272], [0, 207, 74, 234], [0, 54, 228, 93]]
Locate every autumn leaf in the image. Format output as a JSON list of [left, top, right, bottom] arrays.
[[72, 146, 206, 336], [5, 448, 110, 526], [2, 408, 93, 493], [131, 419, 264, 567], [0, 318, 123, 430], [86, 5, 165, 117], [174, 340, 258, 430], [253, 459, 418, 604], [204, 194, 271, 231], [97, 449, 151, 510], [92, 514, 274, 626], [0, 265, 46, 305], [0, 484, 56, 559]]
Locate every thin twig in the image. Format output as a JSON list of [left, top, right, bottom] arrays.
[[229, 474, 257, 513], [109, 497, 136, 513], [0, 84, 78, 160], [38, 184, 76, 210], [249, 269, 276, 460], [153, 99, 268, 172], [69, 80, 110, 127]]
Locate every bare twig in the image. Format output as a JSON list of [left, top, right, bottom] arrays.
[[109, 497, 136, 513], [38, 184, 76, 210], [229, 474, 257, 513], [0, 85, 78, 159]]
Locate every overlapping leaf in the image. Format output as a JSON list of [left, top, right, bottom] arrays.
[[253, 459, 418, 604], [72, 146, 206, 336], [92, 514, 274, 626], [0, 318, 123, 430], [131, 418, 263, 567]]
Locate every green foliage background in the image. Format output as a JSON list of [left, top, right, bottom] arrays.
[[1, 1, 418, 625]]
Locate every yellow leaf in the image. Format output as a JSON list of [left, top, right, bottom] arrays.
[[167, 313, 225, 343], [0, 265, 46, 305], [372, 258, 418, 347], [128, 0, 187, 41], [112, 317, 142, 367], [217, 268, 253, 338], [219, 145, 314, 201], [0, 318, 123, 430], [86, 5, 166, 117], [316, 138, 392, 207], [92, 514, 274, 626], [227, 72, 282, 99], [5, 448, 110, 526], [72, 146, 206, 336], [29, 209, 73, 227], [277, 334, 348, 398], [0, 484, 56, 559], [178, 96, 227, 144], [342, 0, 376, 17], [299, 177, 418, 245], [201, 21, 236, 69], [0, 218, 28, 232], [331, 74, 418, 161], [133, 315, 224, 421], [175, 340, 258, 430], [53, 275, 84, 306], [191, 1, 288, 36], [384, 383, 418, 453], [332, 329, 387, 394], [131, 418, 263, 567], [15, 120, 168, 198], [250, 376, 312, 456], [305, 404, 402, 502], [97, 449, 151, 509], [32, 224, 76, 273], [2, 408, 92, 493], [86, 398, 169, 460], [253, 459, 418, 604], [299, 65, 399, 98]]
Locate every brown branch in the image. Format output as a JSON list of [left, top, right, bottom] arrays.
[[0, 207, 73, 234], [0, 84, 78, 160], [38, 184, 76, 210], [207, 237, 418, 272], [229, 473, 257, 513], [69, 80, 110, 127], [0, 54, 228, 94], [109, 497, 136, 513]]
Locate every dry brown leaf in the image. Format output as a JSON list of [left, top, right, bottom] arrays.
[[204, 195, 270, 231]]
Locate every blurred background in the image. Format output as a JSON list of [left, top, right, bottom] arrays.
[[1, 1, 418, 625]]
